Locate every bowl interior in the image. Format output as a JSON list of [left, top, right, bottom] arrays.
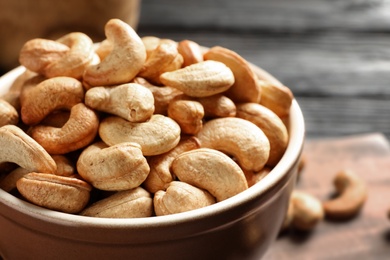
[[0, 65, 305, 229]]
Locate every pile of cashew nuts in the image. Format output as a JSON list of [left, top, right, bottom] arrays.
[[0, 18, 372, 223]]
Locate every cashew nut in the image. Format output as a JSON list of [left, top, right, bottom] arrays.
[[236, 103, 289, 166], [52, 155, 75, 177], [196, 117, 270, 172], [167, 99, 204, 135], [171, 148, 248, 202], [258, 80, 294, 118], [85, 83, 154, 122], [20, 76, 84, 125], [44, 32, 94, 79], [19, 39, 70, 75], [177, 39, 204, 67], [143, 136, 200, 193], [154, 181, 216, 216], [29, 103, 99, 154], [0, 125, 56, 174], [0, 98, 18, 127], [159, 60, 234, 98], [99, 114, 181, 156], [323, 170, 368, 220], [244, 167, 271, 188], [196, 94, 236, 118], [0, 167, 29, 192], [204, 46, 261, 103], [16, 172, 92, 214], [83, 18, 146, 87], [77, 141, 150, 191], [288, 190, 324, 231], [133, 77, 183, 115], [81, 187, 153, 218], [138, 39, 183, 85]]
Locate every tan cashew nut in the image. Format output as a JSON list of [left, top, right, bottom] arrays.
[[83, 18, 146, 87], [323, 170, 368, 220], [44, 32, 94, 79], [99, 114, 181, 156], [177, 39, 204, 67], [0, 125, 56, 174], [81, 187, 153, 218], [171, 148, 248, 202], [143, 136, 201, 193], [258, 80, 294, 118], [159, 60, 234, 98], [16, 172, 92, 214], [20, 77, 84, 125], [0, 98, 18, 127], [85, 83, 154, 122], [167, 99, 204, 135], [19, 39, 70, 75], [154, 181, 216, 216], [196, 94, 236, 118], [133, 77, 183, 115], [204, 46, 261, 103], [0, 167, 29, 192], [52, 155, 75, 177], [289, 190, 324, 231], [77, 141, 150, 191], [236, 103, 289, 166], [30, 103, 99, 154], [196, 117, 270, 172]]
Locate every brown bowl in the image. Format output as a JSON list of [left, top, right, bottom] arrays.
[[0, 66, 305, 260]]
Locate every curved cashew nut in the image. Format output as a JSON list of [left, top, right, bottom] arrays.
[[177, 39, 204, 67], [52, 155, 75, 177], [204, 46, 261, 103], [0, 167, 29, 192], [85, 83, 154, 122], [288, 190, 324, 231], [45, 32, 94, 79], [83, 19, 146, 87], [30, 103, 99, 154], [236, 103, 289, 166], [196, 117, 270, 172], [81, 187, 153, 218], [20, 77, 84, 125], [196, 94, 236, 118], [16, 172, 92, 214], [99, 114, 181, 156], [77, 141, 150, 191], [143, 136, 201, 193], [167, 99, 204, 135], [138, 39, 183, 85], [159, 60, 234, 98], [133, 77, 183, 115], [0, 125, 56, 174], [323, 170, 368, 220], [154, 181, 216, 216], [171, 148, 248, 201], [19, 39, 69, 75], [0, 98, 18, 127], [258, 80, 294, 118]]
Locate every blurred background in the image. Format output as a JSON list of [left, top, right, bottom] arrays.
[[1, 0, 389, 140]]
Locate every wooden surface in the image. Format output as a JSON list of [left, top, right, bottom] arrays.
[[264, 133, 390, 259], [137, 0, 390, 140]]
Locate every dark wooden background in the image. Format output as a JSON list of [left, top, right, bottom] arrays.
[[137, 0, 390, 140]]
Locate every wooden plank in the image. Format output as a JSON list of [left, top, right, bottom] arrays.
[[139, 0, 390, 31], [264, 133, 390, 259]]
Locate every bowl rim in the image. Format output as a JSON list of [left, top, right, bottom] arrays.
[[0, 65, 305, 230]]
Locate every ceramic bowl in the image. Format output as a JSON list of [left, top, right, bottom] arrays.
[[0, 65, 305, 260]]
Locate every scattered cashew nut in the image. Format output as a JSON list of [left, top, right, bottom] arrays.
[[167, 99, 204, 135], [323, 169, 368, 220]]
